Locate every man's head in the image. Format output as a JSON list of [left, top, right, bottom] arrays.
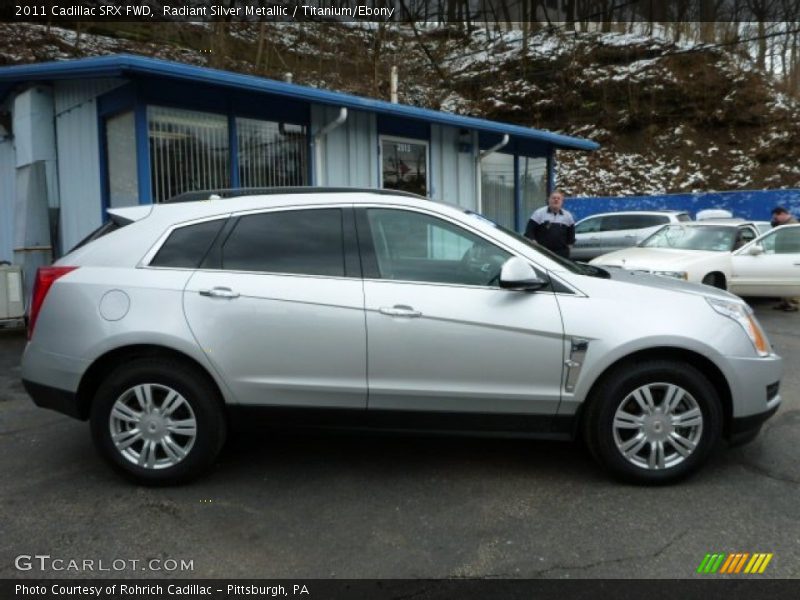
[[771, 206, 792, 225], [547, 190, 565, 212]]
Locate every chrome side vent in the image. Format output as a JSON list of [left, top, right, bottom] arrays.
[[564, 339, 589, 392]]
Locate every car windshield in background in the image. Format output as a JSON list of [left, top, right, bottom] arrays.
[[641, 225, 736, 252]]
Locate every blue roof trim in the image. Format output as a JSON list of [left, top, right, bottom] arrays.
[[0, 54, 599, 152]]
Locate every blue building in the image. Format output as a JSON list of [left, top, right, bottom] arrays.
[[0, 54, 597, 295]]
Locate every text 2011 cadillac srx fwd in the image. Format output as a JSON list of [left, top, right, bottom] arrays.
[[22, 190, 782, 484]]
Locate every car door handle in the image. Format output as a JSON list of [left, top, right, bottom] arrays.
[[379, 305, 422, 318], [199, 287, 240, 299]]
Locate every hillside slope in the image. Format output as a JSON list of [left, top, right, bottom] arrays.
[[2, 22, 798, 197]]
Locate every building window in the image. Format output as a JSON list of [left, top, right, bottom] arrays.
[[237, 118, 308, 188], [480, 152, 515, 230], [381, 136, 428, 197], [519, 156, 548, 229], [105, 111, 139, 208], [148, 106, 230, 203]]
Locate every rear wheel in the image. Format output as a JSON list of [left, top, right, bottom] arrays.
[[583, 360, 722, 484], [90, 358, 226, 485]]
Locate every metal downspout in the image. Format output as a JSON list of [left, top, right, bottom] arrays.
[[476, 133, 509, 213], [313, 107, 348, 185]]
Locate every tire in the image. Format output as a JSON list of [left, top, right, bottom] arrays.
[[702, 273, 726, 289], [583, 360, 722, 484], [90, 358, 226, 485]]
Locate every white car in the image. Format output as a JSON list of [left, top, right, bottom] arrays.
[[730, 224, 800, 298], [590, 222, 760, 289]]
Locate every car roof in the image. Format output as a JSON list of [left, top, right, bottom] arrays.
[[107, 189, 442, 224], [661, 221, 756, 228], [576, 210, 688, 220]]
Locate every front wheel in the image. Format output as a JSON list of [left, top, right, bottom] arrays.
[[90, 358, 226, 485], [583, 360, 722, 484]]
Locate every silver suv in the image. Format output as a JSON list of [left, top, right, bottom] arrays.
[[572, 210, 691, 261], [22, 190, 781, 485]]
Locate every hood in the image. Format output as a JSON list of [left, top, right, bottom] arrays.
[[599, 265, 740, 302], [590, 247, 722, 270]]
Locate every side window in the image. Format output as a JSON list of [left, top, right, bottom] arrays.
[[150, 219, 226, 268], [366, 209, 511, 287], [617, 214, 669, 230], [575, 216, 602, 234], [676, 213, 691, 222], [734, 227, 757, 250], [222, 209, 345, 276], [765, 227, 800, 254]]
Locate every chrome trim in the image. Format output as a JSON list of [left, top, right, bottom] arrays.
[[564, 338, 589, 392]]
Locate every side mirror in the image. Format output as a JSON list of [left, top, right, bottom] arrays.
[[499, 257, 548, 291], [748, 244, 764, 256]]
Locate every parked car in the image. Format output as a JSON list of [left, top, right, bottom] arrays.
[[572, 210, 691, 261], [22, 190, 781, 485], [590, 221, 760, 289], [729, 223, 800, 298]]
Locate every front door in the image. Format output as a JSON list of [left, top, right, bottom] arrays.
[[731, 226, 800, 297], [358, 207, 565, 416]]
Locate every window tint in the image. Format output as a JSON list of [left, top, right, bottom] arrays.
[[151, 219, 226, 268], [366, 209, 511, 286], [222, 209, 345, 276], [575, 217, 602, 234], [612, 214, 670, 230]]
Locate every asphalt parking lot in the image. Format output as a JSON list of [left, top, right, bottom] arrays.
[[1, 299, 798, 580]]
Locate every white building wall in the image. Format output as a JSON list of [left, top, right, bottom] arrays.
[[430, 124, 478, 210], [311, 105, 377, 188], [54, 79, 123, 251], [0, 137, 15, 263]]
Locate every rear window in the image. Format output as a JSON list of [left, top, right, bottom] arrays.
[[68, 218, 124, 254], [150, 219, 226, 268]]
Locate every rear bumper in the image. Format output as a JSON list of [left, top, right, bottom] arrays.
[[23, 379, 85, 420]]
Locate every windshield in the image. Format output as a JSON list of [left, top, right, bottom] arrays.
[[641, 225, 736, 252], [463, 210, 609, 278]]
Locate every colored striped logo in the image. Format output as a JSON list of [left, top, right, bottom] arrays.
[[697, 553, 773, 574]]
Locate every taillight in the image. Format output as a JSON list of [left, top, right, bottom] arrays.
[[28, 266, 78, 340]]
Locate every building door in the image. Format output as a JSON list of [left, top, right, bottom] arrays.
[[380, 136, 429, 197]]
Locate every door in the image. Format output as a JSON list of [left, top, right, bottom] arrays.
[[183, 207, 367, 408], [358, 207, 565, 416], [730, 225, 800, 297]]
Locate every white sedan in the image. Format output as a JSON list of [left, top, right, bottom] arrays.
[[729, 223, 800, 298], [590, 222, 760, 289]]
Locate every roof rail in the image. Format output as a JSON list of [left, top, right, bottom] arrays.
[[163, 187, 427, 204]]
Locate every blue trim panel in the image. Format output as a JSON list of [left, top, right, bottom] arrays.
[[0, 54, 598, 151], [97, 83, 136, 117], [377, 114, 430, 140], [134, 101, 152, 204], [97, 110, 110, 220]]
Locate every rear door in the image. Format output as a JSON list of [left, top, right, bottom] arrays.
[[183, 206, 367, 408], [730, 225, 800, 297], [358, 206, 565, 417]]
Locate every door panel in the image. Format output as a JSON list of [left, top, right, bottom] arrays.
[[184, 271, 367, 407], [731, 227, 800, 297], [364, 281, 565, 414]]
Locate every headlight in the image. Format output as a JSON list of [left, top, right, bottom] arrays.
[[706, 298, 770, 357], [653, 270, 688, 280]]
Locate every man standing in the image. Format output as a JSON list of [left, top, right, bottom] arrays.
[[524, 190, 576, 259], [770, 206, 799, 312]]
